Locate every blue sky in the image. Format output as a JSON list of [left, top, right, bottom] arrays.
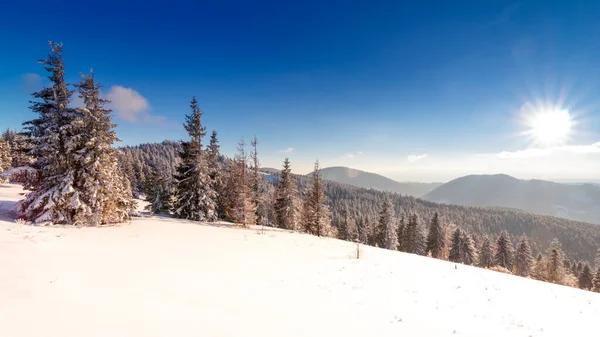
[[1, 0, 600, 181]]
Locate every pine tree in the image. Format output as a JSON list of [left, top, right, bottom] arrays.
[[595, 248, 600, 269], [546, 238, 566, 284], [301, 160, 332, 237], [224, 138, 255, 226], [249, 136, 264, 226], [405, 214, 425, 255], [172, 97, 216, 222], [459, 231, 476, 265], [274, 157, 297, 230], [449, 228, 462, 263], [478, 237, 494, 268], [0, 139, 11, 183], [396, 215, 406, 252], [533, 253, 547, 281], [17, 41, 87, 224], [338, 202, 356, 241], [376, 196, 397, 250], [72, 71, 133, 225], [515, 235, 534, 277], [494, 230, 514, 270], [592, 268, 600, 292], [145, 166, 172, 214], [578, 264, 593, 290], [426, 212, 445, 258], [207, 130, 225, 219]]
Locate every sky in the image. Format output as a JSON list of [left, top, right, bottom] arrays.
[[1, 0, 600, 182]]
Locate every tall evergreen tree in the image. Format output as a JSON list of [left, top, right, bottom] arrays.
[[546, 238, 566, 284], [459, 230, 476, 265], [494, 230, 514, 270], [17, 42, 88, 224], [592, 267, 600, 292], [0, 139, 11, 183], [396, 215, 406, 252], [206, 130, 225, 219], [405, 214, 426, 255], [595, 248, 600, 269], [337, 202, 357, 241], [515, 235, 534, 277], [478, 237, 494, 268], [578, 264, 593, 290], [145, 166, 172, 215], [376, 196, 397, 250], [249, 136, 264, 226], [426, 212, 445, 258], [449, 228, 462, 263], [72, 71, 133, 224], [274, 157, 297, 230], [533, 253, 547, 281], [301, 160, 332, 237], [173, 97, 216, 222], [224, 138, 255, 226]]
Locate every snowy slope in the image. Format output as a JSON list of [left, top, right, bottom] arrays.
[[1, 183, 599, 337]]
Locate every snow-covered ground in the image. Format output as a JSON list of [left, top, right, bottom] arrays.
[[1, 183, 599, 337]]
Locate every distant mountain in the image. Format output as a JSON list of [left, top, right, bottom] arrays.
[[308, 166, 442, 197], [425, 174, 600, 224], [260, 167, 280, 174]]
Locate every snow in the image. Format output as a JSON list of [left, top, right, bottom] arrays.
[[1, 183, 599, 337]]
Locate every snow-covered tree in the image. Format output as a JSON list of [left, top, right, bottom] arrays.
[[224, 138, 255, 226], [533, 253, 547, 281], [249, 136, 265, 226], [145, 166, 172, 215], [172, 97, 216, 222], [396, 215, 406, 252], [71, 71, 133, 225], [478, 237, 494, 268], [592, 267, 600, 292], [207, 130, 225, 219], [515, 235, 534, 277], [337, 202, 357, 241], [376, 196, 397, 250], [595, 248, 600, 269], [17, 42, 87, 224], [0, 139, 11, 183], [405, 214, 425, 255], [301, 160, 332, 237], [546, 238, 566, 284], [426, 212, 445, 259], [578, 263, 593, 290], [274, 157, 297, 230], [459, 231, 476, 265], [494, 230, 514, 270]]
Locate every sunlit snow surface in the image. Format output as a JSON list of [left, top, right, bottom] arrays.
[[1, 183, 599, 337]]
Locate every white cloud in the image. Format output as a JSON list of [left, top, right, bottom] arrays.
[[344, 153, 356, 159], [496, 143, 600, 159], [106, 85, 154, 122], [22, 73, 43, 92], [279, 148, 295, 153], [407, 154, 428, 163]]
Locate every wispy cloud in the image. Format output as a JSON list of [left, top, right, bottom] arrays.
[[106, 85, 164, 123], [407, 154, 428, 163], [344, 153, 356, 159], [279, 147, 295, 153], [22, 73, 43, 92]]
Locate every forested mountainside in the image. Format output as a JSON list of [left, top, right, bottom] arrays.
[[308, 166, 441, 197], [426, 174, 600, 224], [120, 144, 600, 262]]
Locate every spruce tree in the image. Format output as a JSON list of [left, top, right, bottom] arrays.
[[396, 215, 406, 252], [578, 264, 593, 290], [338, 202, 356, 241], [515, 235, 534, 277], [546, 238, 566, 284], [274, 157, 297, 230], [173, 97, 216, 222], [494, 230, 514, 270], [0, 139, 11, 183], [249, 136, 264, 226], [449, 228, 462, 263], [404, 214, 425, 255], [595, 248, 600, 269], [224, 138, 255, 226], [426, 212, 445, 258], [592, 267, 600, 292], [459, 231, 476, 265], [533, 253, 547, 281], [145, 166, 172, 215], [376, 196, 397, 250], [17, 42, 88, 224], [301, 160, 332, 237], [207, 130, 225, 219], [72, 71, 133, 224], [478, 237, 494, 268]]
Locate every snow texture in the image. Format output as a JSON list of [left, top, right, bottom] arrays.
[[1, 183, 599, 337]]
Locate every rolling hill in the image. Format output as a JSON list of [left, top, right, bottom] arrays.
[[307, 166, 441, 197], [425, 174, 600, 224]]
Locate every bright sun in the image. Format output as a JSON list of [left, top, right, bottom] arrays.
[[521, 104, 573, 147]]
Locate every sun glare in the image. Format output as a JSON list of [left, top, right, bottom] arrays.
[[521, 104, 574, 147]]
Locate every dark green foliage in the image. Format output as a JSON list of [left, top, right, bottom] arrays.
[[426, 212, 445, 258], [494, 231, 514, 270], [376, 196, 397, 250], [274, 158, 297, 230], [405, 214, 425, 255], [478, 237, 494, 268], [578, 264, 593, 289], [515, 235, 534, 277], [592, 268, 600, 292]]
